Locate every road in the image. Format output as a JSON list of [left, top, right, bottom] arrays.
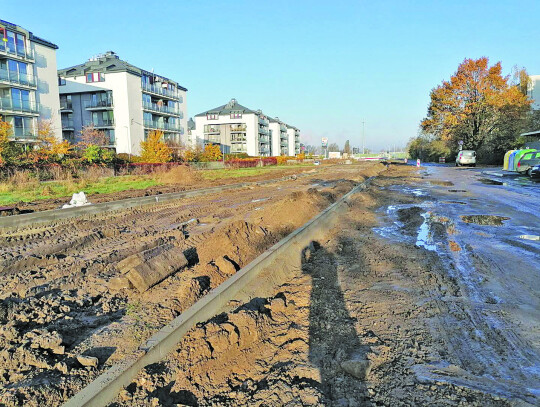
[[379, 164, 540, 404]]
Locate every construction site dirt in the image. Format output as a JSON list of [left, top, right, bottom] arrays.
[[1, 163, 538, 406]]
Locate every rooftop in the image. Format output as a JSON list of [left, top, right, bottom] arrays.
[[58, 51, 187, 91], [195, 98, 261, 117], [0, 19, 58, 49]]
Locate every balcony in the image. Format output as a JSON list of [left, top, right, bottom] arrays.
[[60, 101, 73, 112], [141, 83, 179, 100], [204, 126, 220, 134], [206, 135, 221, 144], [0, 44, 35, 62], [280, 124, 287, 131], [142, 101, 181, 117], [0, 69, 37, 89], [259, 135, 269, 143], [144, 120, 181, 132], [258, 117, 268, 125], [11, 126, 37, 141], [0, 98, 40, 115], [280, 140, 288, 147], [61, 119, 74, 130], [231, 124, 247, 132], [259, 145, 270, 153], [85, 99, 113, 110], [85, 119, 115, 128], [258, 126, 269, 134]]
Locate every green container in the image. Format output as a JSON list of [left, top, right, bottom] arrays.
[[512, 149, 537, 171]]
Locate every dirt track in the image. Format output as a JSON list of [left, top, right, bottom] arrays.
[[111, 166, 532, 407], [0, 163, 383, 406]]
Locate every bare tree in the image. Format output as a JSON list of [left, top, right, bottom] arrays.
[[79, 124, 107, 146]]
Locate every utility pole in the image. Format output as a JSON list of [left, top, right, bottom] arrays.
[[362, 121, 365, 155]]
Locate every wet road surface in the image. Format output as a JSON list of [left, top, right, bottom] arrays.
[[377, 164, 540, 404]]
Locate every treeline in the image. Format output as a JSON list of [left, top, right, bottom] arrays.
[[409, 58, 539, 164]]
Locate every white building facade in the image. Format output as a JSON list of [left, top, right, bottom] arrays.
[[528, 75, 540, 110], [0, 19, 61, 141], [269, 117, 290, 156], [57, 52, 187, 155], [193, 99, 272, 156], [287, 125, 301, 155]]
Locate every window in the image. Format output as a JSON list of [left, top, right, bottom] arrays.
[[523, 154, 533, 160], [230, 112, 242, 119], [58, 77, 66, 86], [207, 113, 218, 120], [15, 33, 25, 56], [86, 72, 105, 83], [6, 31, 15, 53]]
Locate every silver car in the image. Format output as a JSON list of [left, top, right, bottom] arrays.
[[456, 150, 476, 167]]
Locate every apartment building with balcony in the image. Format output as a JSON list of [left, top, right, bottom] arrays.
[[193, 99, 272, 156], [57, 51, 187, 154], [0, 19, 61, 142], [269, 117, 291, 156], [287, 125, 301, 155]]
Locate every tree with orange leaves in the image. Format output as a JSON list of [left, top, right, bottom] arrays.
[[421, 58, 532, 155], [0, 116, 13, 164], [35, 119, 72, 161], [140, 130, 172, 163]]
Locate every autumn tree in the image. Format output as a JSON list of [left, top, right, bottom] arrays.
[[140, 130, 172, 163], [0, 117, 12, 164], [421, 57, 532, 159], [200, 144, 222, 162], [35, 119, 72, 161], [79, 124, 107, 147]]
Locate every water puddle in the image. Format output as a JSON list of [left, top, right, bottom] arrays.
[[430, 180, 454, 186], [460, 215, 510, 226], [416, 213, 437, 251], [448, 189, 467, 193], [441, 201, 467, 205], [519, 235, 540, 241], [478, 178, 505, 186]]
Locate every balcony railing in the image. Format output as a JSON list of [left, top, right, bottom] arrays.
[[280, 140, 288, 147], [0, 97, 39, 115], [259, 135, 269, 143], [204, 126, 220, 133], [258, 117, 268, 125], [231, 124, 247, 132], [60, 101, 73, 111], [259, 146, 270, 152], [0, 44, 35, 62], [141, 83, 179, 99], [280, 124, 287, 131], [142, 101, 181, 116], [85, 100, 113, 109], [144, 120, 181, 132], [62, 119, 74, 129], [85, 119, 115, 128], [258, 127, 269, 134], [0, 69, 37, 88], [11, 126, 37, 140]]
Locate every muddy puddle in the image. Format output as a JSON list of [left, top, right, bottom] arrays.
[[429, 180, 454, 186], [460, 215, 510, 226], [448, 189, 467, 193], [478, 178, 505, 186]]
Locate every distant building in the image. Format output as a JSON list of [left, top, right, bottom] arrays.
[[527, 75, 540, 110], [286, 125, 300, 155], [193, 99, 272, 156], [0, 19, 61, 142], [268, 116, 290, 156], [57, 51, 187, 155]]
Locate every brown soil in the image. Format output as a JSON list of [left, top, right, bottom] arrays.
[[112, 166, 514, 407], [0, 162, 384, 406]]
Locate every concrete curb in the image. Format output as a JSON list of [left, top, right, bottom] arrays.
[[0, 171, 315, 230], [62, 175, 377, 407]]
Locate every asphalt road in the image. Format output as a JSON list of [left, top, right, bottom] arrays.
[[378, 163, 540, 403]]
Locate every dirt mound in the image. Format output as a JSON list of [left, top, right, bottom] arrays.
[[155, 165, 201, 186]]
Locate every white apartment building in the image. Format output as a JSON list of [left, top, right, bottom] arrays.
[[0, 19, 61, 141], [269, 117, 290, 156], [193, 99, 272, 156], [287, 125, 300, 155], [527, 75, 540, 110], [57, 51, 187, 155]]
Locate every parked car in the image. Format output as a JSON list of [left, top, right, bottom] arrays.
[[530, 164, 540, 178], [517, 151, 540, 175], [456, 150, 476, 167]]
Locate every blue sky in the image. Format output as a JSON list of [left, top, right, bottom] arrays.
[[2, 0, 539, 151]]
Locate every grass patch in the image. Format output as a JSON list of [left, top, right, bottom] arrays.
[[0, 176, 158, 205]]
